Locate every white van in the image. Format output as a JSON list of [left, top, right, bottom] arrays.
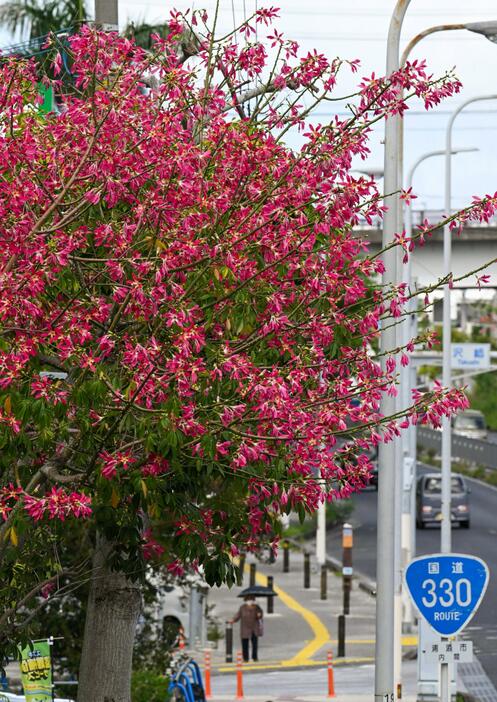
[[452, 409, 487, 440]]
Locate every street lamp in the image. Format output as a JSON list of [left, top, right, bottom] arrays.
[[400, 146, 478, 631], [375, 5, 412, 702], [379, 12, 497, 700], [441, 95, 497, 558], [401, 20, 497, 64], [466, 21, 497, 43]]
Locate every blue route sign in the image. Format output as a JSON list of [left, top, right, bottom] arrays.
[[405, 554, 489, 636]]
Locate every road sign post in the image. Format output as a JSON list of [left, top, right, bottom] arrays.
[[405, 554, 489, 702]]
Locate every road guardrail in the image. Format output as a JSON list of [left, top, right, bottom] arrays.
[[417, 428, 497, 469]]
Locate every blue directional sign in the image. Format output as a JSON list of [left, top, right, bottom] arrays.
[[405, 554, 489, 636]]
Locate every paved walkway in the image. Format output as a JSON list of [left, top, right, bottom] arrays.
[[200, 550, 416, 672]]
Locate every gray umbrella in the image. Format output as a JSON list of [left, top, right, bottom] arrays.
[[237, 585, 277, 598]]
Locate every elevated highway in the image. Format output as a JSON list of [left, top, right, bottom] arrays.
[[356, 220, 497, 292]]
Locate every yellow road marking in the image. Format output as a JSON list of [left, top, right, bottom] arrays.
[[236, 564, 417, 669], [326, 636, 417, 646], [215, 656, 375, 673], [250, 568, 330, 666]]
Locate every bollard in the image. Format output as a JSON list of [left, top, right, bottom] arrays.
[[320, 565, 327, 601], [236, 651, 244, 700], [343, 579, 351, 615], [225, 622, 233, 663], [204, 650, 212, 699], [238, 553, 246, 586], [342, 523, 353, 615], [327, 650, 336, 698], [283, 540, 290, 573], [304, 551, 311, 589], [267, 576, 274, 614], [337, 614, 346, 658], [178, 626, 185, 650], [249, 563, 256, 587]]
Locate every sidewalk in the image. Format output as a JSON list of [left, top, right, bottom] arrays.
[[198, 551, 416, 672], [194, 548, 418, 700], [203, 549, 383, 670]]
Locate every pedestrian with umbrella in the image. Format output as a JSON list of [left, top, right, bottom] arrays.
[[229, 585, 276, 663]]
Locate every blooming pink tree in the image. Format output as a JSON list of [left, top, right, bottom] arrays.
[[0, 8, 494, 701]]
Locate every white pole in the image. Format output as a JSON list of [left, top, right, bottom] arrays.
[[395, 25, 493, 701], [375, 4, 411, 702], [440, 93, 497, 702], [441, 95, 497, 556], [316, 497, 326, 566]]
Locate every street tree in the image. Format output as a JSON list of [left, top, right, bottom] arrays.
[[0, 7, 494, 702]]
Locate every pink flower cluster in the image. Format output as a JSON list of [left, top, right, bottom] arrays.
[[99, 451, 136, 480], [24, 488, 92, 521], [0, 15, 493, 561], [0, 484, 92, 523]]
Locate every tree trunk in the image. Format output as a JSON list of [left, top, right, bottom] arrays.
[[78, 535, 142, 702]]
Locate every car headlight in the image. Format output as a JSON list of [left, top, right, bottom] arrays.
[[457, 505, 468, 512]]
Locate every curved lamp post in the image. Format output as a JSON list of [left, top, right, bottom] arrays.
[[379, 11, 497, 699], [400, 146, 478, 630], [376, 4, 412, 702], [440, 95, 497, 557]]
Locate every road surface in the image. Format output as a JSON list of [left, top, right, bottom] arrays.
[[327, 465, 497, 687]]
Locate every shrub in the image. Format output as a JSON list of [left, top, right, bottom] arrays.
[[131, 670, 169, 702]]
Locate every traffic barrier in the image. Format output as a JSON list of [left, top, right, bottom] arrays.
[[236, 651, 244, 700], [304, 551, 311, 589], [178, 627, 185, 650], [327, 650, 336, 698], [320, 565, 327, 600], [337, 614, 346, 658], [225, 621, 233, 663], [283, 540, 290, 572], [249, 563, 256, 587], [204, 650, 212, 699], [267, 576, 274, 614]]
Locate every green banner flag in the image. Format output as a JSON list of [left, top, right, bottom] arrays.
[[18, 639, 53, 702]]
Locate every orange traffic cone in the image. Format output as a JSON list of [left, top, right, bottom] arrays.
[[204, 650, 212, 700], [236, 651, 244, 700], [327, 650, 336, 698]]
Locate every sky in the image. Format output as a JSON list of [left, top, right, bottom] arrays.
[[2, 0, 497, 211], [109, 0, 497, 213]]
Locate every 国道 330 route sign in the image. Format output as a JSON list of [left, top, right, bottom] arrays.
[[405, 554, 489, 636]]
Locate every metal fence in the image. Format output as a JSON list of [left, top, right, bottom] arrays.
[[417, 427, 497, 470]]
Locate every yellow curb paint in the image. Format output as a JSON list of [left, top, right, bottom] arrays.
[[214, 656, 375, 673], [247, 567, 330, 666], [326, 636, 417, 646]]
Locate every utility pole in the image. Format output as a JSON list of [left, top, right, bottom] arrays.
[[95, 0, 118, 29], [316, 493, 326, 566], [375, 3, 412, 702]]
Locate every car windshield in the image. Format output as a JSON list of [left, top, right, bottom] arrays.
[[454, 415, 485, 430], [424, 477, 464, 494]]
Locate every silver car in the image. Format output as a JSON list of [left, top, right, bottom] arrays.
[[452, 409, 487, 440], [416, 473, 470, 529]]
